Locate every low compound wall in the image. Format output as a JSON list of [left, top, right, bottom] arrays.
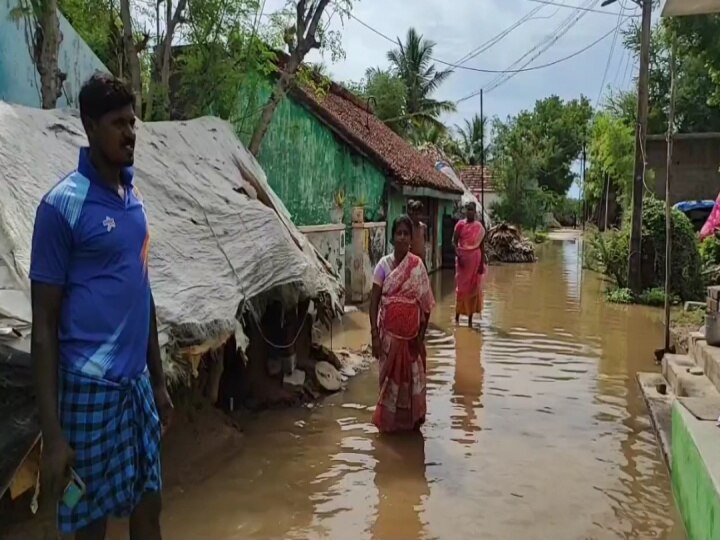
[[671, 401, 720, 540], [348, 221, 386, 304], [299, 224, 346, 303]]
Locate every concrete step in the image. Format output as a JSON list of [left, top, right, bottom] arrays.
[[662, 353, 720, 398], [689, 332, 720, 395]]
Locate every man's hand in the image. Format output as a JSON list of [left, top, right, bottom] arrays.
[[153, 385, 174, 435], [41, 436, 75, 502]]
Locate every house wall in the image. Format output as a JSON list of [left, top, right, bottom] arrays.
[[0, 1, 106, 108], [647, 136, 720, 204], [240, 84, 387, 228]]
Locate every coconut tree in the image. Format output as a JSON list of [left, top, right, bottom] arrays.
[[387, 28, 455, 132], [456, 114, 489, 166]]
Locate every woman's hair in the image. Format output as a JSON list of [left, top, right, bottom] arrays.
[[392, 214, 414, 237], [79, 72, 135, 121]]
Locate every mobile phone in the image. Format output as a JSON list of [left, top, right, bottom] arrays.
[[62, 468, 86, 510]]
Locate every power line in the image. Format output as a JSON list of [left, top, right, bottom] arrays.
[[482, 0, 595, 93], [456, 25, 619, 103], [595, 6, 625, 106], [452, 4, 546, 67], [350, 12, 610, 75], [525, 0, 639, 16]]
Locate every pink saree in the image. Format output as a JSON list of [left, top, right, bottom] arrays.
[[372, 253, 435, 433], [701, 192, 720, 240], [454, 219, 486, 317]]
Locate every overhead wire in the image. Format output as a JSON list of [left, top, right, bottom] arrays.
[[350, 12, 612, 75], [480, 0, 596, 94], [595, 5, 625, 106], [452, 4, 547, 67], [524, 0, 639, 16]]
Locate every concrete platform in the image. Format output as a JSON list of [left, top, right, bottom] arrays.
[[637, 372, 674, 467], [662, 353, 720, 398], [690, 333, 720, 395]]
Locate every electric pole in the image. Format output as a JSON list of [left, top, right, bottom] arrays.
[[480, 89, 486, 225], [601, 0, 651, 293]]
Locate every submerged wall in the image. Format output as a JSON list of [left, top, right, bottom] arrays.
[[0, 0, 107, 108]]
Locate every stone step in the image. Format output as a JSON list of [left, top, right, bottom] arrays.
[[662, 353, 720, 398], [689, 332, 720, 395]]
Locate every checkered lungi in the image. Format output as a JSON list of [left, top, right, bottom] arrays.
[[57, 369, 162, 533]]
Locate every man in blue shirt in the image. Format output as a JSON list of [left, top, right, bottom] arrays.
[[30, 73, 172, 540]]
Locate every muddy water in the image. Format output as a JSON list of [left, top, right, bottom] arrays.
[[139, 236, 684, 539]]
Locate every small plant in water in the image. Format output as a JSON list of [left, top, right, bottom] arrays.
[[606, 287, 633, 304]]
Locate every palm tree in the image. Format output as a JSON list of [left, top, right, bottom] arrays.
[[456, 114, 489, 166], [387, 28, 456, 131]]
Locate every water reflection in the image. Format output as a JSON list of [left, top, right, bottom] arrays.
[[371, 432, 428, 540], [11, 236, 682, 540]]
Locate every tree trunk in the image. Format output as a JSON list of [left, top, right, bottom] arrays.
[[144, 0, 187, 121], [119, 0, 142, 114], [248, 70, 295, 156], [37, 0, 62, 109]]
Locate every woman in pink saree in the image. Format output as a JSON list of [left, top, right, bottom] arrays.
[[453, 202, 487, 327], [370, 216, 436, 433]]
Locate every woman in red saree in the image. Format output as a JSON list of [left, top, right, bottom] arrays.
[[370, 216, 436, 433], [453, 202, 487, 327]]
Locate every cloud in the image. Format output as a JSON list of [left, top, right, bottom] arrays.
[[279, 0, 638, 126]]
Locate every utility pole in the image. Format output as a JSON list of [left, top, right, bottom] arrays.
[[581, 135, 586, 231], [601, 0, 651, 293], [628, 0, 652, 293], [480, 89, 486, 225]]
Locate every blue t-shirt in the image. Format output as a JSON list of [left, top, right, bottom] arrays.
[[30, 148, 151, 381]]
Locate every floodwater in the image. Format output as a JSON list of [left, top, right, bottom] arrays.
[[146, 234, 685, 540], [14, 235, 686, 539]]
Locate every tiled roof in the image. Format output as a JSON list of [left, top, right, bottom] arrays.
[[459, 165, 495, 193], [289, 82, 463, 194]]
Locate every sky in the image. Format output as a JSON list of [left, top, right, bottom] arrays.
[[264, 0, 645, 197]]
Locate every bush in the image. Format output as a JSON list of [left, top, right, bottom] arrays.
[[531, 231, 549, 244], [606, 287, 633, 304], [587, 197, 703, 301], [638, 287, 678, 307], [641, 197, 703, 301], [586, 228, 629, 288], [700, 236, 720, 267]]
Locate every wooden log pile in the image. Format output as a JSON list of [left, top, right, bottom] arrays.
[[486, 223, 536, 263]]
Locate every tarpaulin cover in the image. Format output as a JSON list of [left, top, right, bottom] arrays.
[[0, 101, 343, 349]]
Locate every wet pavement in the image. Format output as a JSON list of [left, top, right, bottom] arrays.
[[141, 235, 685, 540], [5, 235, 683, 539]]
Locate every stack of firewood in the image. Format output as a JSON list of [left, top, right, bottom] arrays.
[[486, 223, 536, 263]]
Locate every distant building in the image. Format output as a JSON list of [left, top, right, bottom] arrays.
[[459, 166, 499, 214], [646, 133, 720, 204]]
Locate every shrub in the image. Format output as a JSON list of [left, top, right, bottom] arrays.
[[586, 196, 703, 301], [641, 197, 703, 301], [700, 235, 720, 267], [638, 287, 678, 307], [586, 228, 629, 288], [606, 287, 633, 304]]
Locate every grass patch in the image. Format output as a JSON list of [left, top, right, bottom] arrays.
[[606, 286, 680, 306]]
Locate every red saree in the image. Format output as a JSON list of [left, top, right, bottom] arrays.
[[454, 219, 486, 317], [372, 253, 435, 433]]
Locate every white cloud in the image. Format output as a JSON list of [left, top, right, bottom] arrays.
[[280, 0, 639, 126]]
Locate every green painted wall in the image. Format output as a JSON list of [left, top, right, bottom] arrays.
[[671, 402, 720, 540], [237, 83, 386, 227]]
